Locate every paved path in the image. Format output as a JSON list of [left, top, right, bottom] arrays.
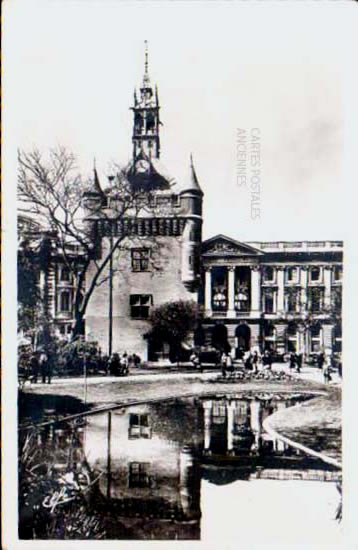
[[272, 363, 341, 386], [28, 361, 341, 389]]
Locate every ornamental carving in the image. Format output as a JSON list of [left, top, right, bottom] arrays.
[[209, 242, 237, 253], [205, 240, 257, 256]]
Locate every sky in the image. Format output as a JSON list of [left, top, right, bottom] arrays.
[[3, 0, 355, 241]]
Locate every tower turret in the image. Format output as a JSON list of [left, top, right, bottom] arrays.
[[180, 155, 204, 290], [82, 165, 106, 217], [131, 41, 161, 160]]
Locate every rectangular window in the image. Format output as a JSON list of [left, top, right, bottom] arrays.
[[130, 294, 153, 319], [285, 290, 299, 312], [333, 266, 342, 282], [310, 325, 322, 352], [310, 267, 321, 282], [128, 462, 150, 488], [263, 267, 275, 282], [131, 249, 150, 272], [263, 289, 275, 313], [212, 402, 226, 424], [129, 413, 151, 439], [309, 288, 323, 312], [60, 291, 71, 312], [60, 267, 70, 282], [332, 287, 342, 311]]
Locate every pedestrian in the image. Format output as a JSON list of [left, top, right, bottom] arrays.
[[109, 353, 120, 376], [221, 351, 227, 378], [262, 350, 272, 370], [29, 352, 39, 383], [252, 351, 259, 373], [323, 359, 331, 384], [244, 352, 252, 371], [289, 352, 296, 370], [190, 350, 202, 372], [120, 352, 129, 376], [39, 351, 48, 383], [317, 350, 325, 370], [226, 352, 234, 376], [296, 352, 303, 373]]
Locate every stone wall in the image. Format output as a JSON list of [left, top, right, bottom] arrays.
[[85, 235, 197, 358]]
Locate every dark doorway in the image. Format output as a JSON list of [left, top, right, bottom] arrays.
[[235, 324, 251, 357], [211, 324, 230, 353]]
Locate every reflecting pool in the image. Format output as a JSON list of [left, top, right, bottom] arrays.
[[32, 393, 342, 541]]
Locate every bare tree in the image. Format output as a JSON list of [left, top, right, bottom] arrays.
[[18, 147, 164, 339]]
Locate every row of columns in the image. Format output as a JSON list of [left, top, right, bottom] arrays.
[[203, 399, 288, 455], [204, 265, 335, 316]]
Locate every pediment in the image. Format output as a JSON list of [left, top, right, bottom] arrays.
[[202, 235, 263, 257]]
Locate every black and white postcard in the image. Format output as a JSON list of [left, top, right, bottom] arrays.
[[2, 1, 358, 548]]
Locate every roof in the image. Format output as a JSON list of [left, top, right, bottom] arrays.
[[202, 234, 264, 256], [178, 154, 203, 195]]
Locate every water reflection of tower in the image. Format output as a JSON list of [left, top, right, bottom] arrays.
[[179, 445, 201, 520], [83, 403, 202, 539]]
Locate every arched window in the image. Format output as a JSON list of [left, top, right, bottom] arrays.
[[286, 267, 297, 283]]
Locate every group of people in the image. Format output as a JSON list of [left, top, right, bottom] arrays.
[[316, 351, 342, 383], [107, 352, 141, 376], [27, 350, 53, 384], [243, 350, 273, 372]]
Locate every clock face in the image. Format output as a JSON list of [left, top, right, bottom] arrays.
[[135, 159, 150, 174]]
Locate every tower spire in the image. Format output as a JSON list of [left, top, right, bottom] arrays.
[[143, 40, 150, 87], [131, 41, 160, 160]]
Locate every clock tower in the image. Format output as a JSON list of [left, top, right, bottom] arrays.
[[131, 41, 160, 160]]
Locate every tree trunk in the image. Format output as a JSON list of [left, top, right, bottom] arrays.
[[72, 310, 85, 340]]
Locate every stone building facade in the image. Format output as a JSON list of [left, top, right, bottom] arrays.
[[18, 52, 343, 361], [200, 235, 342, 357], [82, 55, 203, 359]]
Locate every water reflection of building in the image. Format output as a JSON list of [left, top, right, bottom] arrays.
[[202, 397, 290, 457], [33, 395, 341, 541], [83, 400, 201, 540]]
